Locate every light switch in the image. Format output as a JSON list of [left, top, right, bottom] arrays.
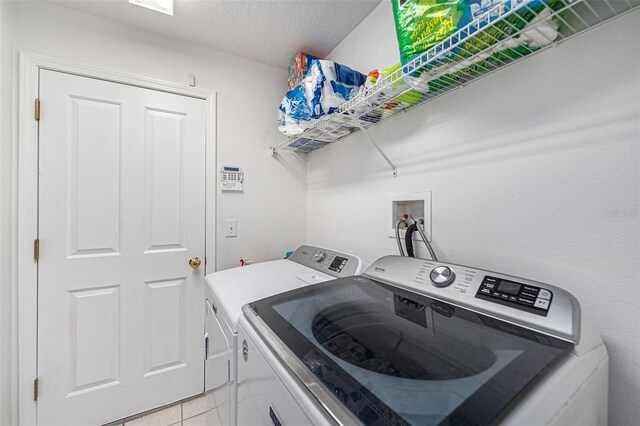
[[224, 219, 237, 238]]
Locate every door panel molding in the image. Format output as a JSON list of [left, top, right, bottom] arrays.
[[67, 96, 122, 258], [144, 108, 187, 253], [143, 277, 187, 376], [17, 52, 216, 425], [68, 285, 121, 395]]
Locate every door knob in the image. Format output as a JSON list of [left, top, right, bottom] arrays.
[[189, 257, 202, 269]]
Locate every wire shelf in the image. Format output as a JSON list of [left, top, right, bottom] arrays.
[[272, 0, 639, 155]]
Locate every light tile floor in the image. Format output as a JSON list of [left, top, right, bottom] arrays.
[[115, 392, 221, 426]]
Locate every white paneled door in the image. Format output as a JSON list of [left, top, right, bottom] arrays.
[[37, 70, 206, 425]]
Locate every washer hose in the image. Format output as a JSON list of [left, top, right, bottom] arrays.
[[405, 223, 417, 258], [416, 218, 438, 261], [395, 218, 407, 256]]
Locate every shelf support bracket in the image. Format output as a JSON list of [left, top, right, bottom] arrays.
[[347, 112, 397, 177]]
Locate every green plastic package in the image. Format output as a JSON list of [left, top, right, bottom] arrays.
[[393, 0, 473, 65], [392, 0, 562, 66]]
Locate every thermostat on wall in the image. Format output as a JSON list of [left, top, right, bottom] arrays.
[[220, 166, 243, 192]]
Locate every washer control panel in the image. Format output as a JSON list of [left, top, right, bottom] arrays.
[[475, 276, 553, 316], [362, 255, 579, 343], [289, 245, 362, 278]]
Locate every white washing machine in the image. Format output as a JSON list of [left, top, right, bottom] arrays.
[[204, 245, 364, 425], [237, 255, 608, 425]]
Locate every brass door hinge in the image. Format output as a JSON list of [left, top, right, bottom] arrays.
[[35, 98, 40, 121], [33, 378, 39, 401], [34, 239, 39, 261]]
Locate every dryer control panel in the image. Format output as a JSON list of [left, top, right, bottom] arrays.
[[288, 245, 363, 278]]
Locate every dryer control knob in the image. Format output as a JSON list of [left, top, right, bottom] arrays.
[[430, 266, 455, 287], [314, 251, 327, 262]]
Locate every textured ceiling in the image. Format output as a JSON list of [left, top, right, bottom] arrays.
[[47, 0, 382, 68]]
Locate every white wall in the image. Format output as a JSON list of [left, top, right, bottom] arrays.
[[0, 1, 306, 422], [0, 1, 16, 425], [308, 2, 640, 425]]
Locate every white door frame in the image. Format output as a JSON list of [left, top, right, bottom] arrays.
[[17, 52, 216, 425]]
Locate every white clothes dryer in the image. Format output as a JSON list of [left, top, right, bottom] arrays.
[[204, 245, 364, 425]]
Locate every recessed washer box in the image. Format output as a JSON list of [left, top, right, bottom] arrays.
[[388, 192, 432, 242]]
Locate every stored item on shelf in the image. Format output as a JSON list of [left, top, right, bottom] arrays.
[[393, 0, 559, 65], [439, 11, 560, 75], [364, 63, 430, 112], [285, 84, 312, 119], [287, 52, 319, 90], [288, 63, 295, 82], [309, 59, 367, 116], [309, 126, 353, 143], [288, 73, 306, 90], [393, 0, 472, 64], [278, 59, 367, 136], [359, 109, 383, 124], [423, 6, 561, 93], [278, 111, 306, 136], [286, 137, 330, 153]]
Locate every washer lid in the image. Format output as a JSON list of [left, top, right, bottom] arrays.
[[246, 276, 573, 426]]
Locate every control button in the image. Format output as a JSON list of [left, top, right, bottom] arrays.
[[538, 289, 552, 300], [521, 291, 538, 299], [500, 294, 509, 300], [492, 291, 501, 298], [313, 251, 326, 262], [508, 295, 518, 302], [480, 288, 491, 295], [534, 298, 550, 309], [430, 266, 456, 287], [518, 297, 535, 305], [484, 283, 496, 289], [522, 286, 539, 294]]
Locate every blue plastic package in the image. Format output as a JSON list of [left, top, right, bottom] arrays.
[[279, 85, 312, 121], [278, 59, 366, 136]]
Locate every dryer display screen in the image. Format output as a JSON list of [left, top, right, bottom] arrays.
[[329, 256, 348, 273]]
